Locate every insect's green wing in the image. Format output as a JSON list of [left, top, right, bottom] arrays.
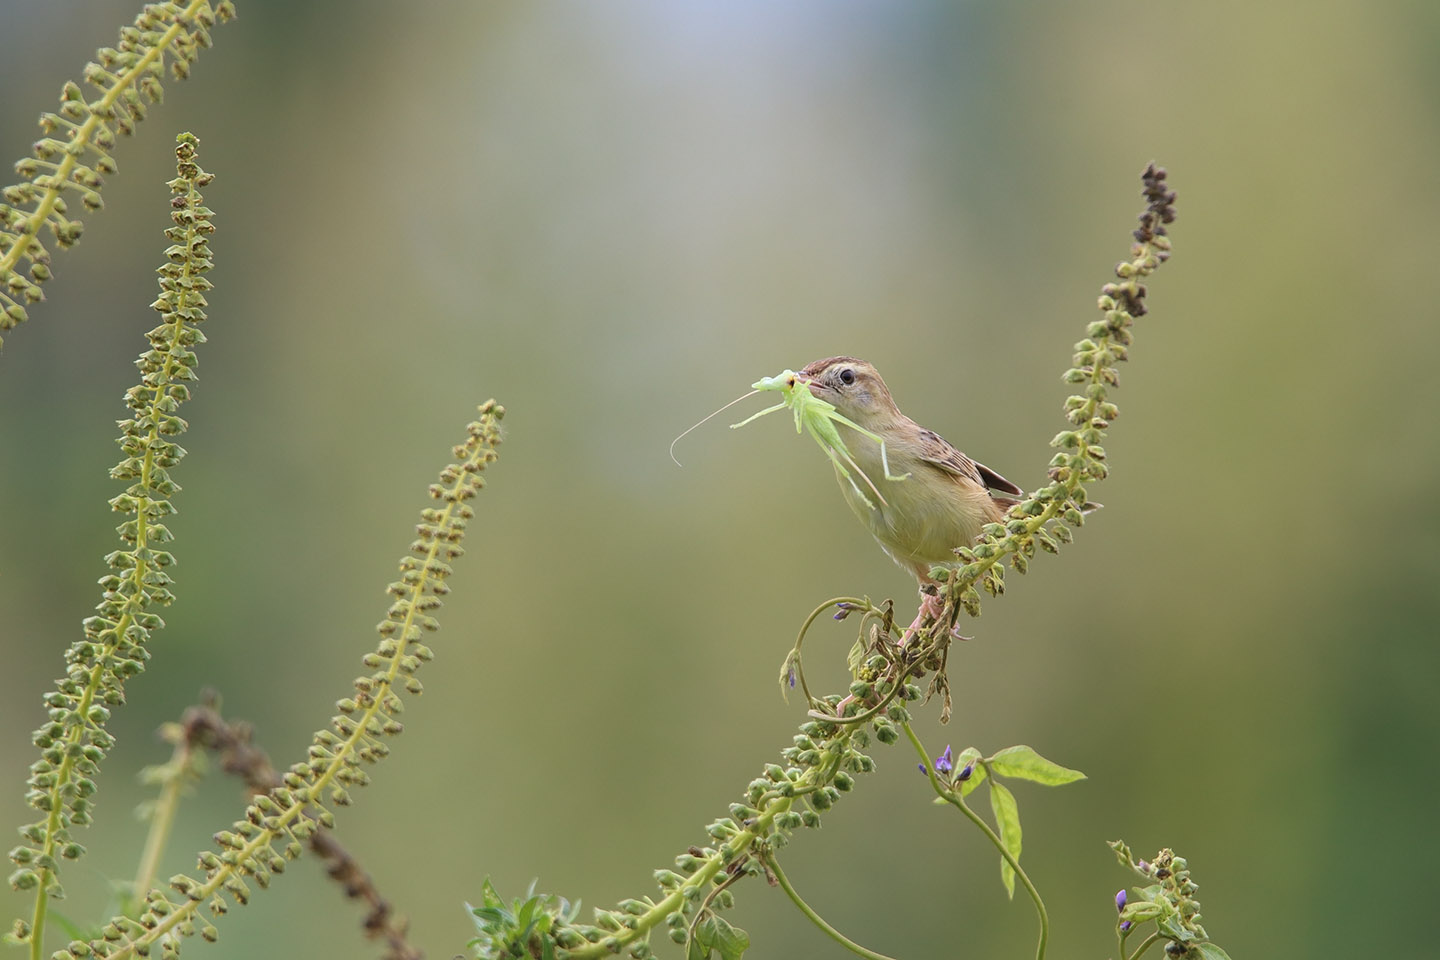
[[788, 383, 853, 457], [782, 378, 887, 506]]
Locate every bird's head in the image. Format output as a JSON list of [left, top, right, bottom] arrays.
[[798, 357, 901, 427]]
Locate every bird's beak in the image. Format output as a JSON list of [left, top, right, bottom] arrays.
[[800, 376, 826, 398]]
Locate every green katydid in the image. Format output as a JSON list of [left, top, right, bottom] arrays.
[[670, 369, 909, 509]]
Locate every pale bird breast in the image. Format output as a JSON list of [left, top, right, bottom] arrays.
[[837, 435, 1003, 579]]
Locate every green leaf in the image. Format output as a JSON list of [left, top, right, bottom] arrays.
[[1157, 915, 1192, 942], [1120, 901, 1168, 923], [778, 651, 800, 701], [516, 897, 538, 935], [710, 916, 750, 960], [846, 638, 865, 673], [469, 906, 507, 926], [987, 745, 1086, 786], [1193, 943, 1234, 960], [988, 780, 1023, 898], [689, 916, 718, 960]]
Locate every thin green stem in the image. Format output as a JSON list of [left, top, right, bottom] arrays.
[[685, 872, 742, 948], [130, 739, 194, 908], [1124, 930, 1161, 960], [761, 852, 902, 960], [786, 596, 869, 706], [900, 722, 1049, 960]]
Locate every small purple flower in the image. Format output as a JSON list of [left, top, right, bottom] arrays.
[[1115, 889, 1127, 912], [1120, 921, 1132, 933], [833, 602, 856, 621], [956, 763, 973, 782], [1138, 860, 1150, 874], [920, 746, 955, 778], [787, 665, 797, 689]]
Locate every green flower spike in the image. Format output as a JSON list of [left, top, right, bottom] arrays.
[[84, 402, 504, 960], [929, 164, 1177, 628], [10, 132, 216, 960], [0, 0, 237, 345]]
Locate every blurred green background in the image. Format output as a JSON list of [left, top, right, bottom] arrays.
[[2, 2, 1437, 958]]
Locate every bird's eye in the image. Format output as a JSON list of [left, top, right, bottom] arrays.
[[838, 368, 856, 385]]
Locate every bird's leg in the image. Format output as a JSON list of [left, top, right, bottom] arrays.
[[898, 589, 946, 646]]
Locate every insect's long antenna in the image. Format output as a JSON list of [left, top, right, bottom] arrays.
[[669, 389, 760, 466]]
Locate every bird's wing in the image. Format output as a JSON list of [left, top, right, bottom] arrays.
[[916, 429, 1024, 501]]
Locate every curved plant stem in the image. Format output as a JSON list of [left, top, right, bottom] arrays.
[[806, 659, 918, 727], [901, 721, 1049, 960], [761, 852, 903, 960], [1124, 930, 1162, 960], [685, 872, 742, 947], [784, 596, 869, 705]]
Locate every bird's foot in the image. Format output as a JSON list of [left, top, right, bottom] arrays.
[[899, 591, 947, 646]]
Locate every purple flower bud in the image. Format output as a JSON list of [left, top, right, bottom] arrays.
[[934, 745, 954, 775], [1120, 921, 1132, 933], [1138, 860, 1150, 874], [956, 763, 973, 781], [787, 666, 797, 689], [917, 763, 928, 774], [1115, 889, 1127, 912], [833, 602, 856, 621]]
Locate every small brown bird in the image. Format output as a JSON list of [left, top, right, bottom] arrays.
[[798, 356, 1022, 633]]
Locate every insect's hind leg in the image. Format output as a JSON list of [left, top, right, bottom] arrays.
[[877, 440, 911, 482], [729, 401, 789, 429]]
